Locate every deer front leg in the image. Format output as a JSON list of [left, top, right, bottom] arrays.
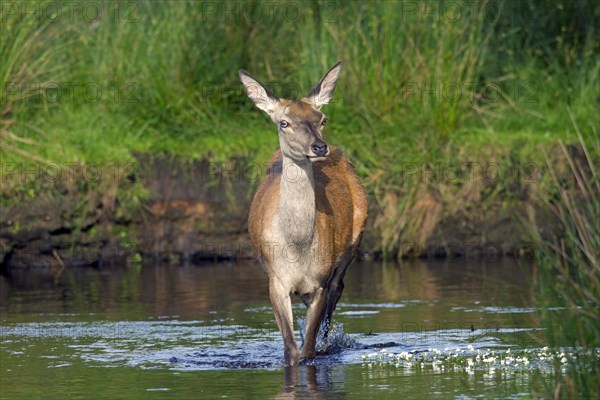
[[300, 287, 327, 360], [269, 278, 300, 366]]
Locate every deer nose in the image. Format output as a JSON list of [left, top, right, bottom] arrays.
[[311, 143, 328, 157]]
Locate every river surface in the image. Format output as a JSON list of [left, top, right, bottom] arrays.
[[0, 258, 555, 399]]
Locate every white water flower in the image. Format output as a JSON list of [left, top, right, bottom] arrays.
[[561, 357, 568, 364], [467, 344, 475, 351]]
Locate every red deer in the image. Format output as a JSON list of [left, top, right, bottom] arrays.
[[239, 62, 368, 366]]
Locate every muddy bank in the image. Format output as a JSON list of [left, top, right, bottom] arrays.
[[0, 152, 564, 270]]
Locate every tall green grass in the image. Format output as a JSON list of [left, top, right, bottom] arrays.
[[0, 0, 76, 161], [1, 0, 597, 166], [531, 124, 600, 398]]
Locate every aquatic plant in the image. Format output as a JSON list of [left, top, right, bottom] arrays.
[[359, 346, 600, 377]]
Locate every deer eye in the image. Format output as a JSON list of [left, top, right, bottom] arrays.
[[321, 118, 328, 126], [280, 120, 289, 128]]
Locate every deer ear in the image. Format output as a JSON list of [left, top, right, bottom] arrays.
[[305, 61, 342, 109], [239, 70, 280, 115]]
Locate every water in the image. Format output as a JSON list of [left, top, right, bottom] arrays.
[[0, 259, 556, 398]]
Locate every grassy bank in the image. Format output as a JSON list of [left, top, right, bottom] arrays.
[[1, 0, 598, 255]]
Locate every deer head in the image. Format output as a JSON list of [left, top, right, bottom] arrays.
[[239, 61, 342, 163]]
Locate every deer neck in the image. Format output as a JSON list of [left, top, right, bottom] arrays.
[[278, 155, 316, 247]]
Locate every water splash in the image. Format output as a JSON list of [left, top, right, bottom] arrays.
[[296, 318, 359, 355], [317, 322, 359, 354]]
